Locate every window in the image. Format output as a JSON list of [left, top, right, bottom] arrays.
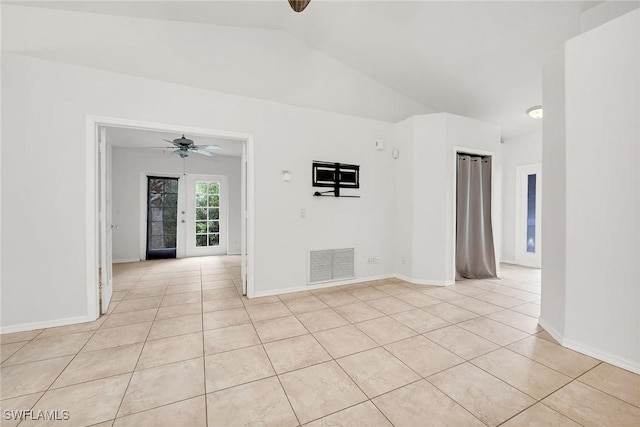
[[195, 181, 220, 247], [526, 174, 536, 253]]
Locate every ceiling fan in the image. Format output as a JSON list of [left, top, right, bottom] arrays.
[[157, 135, 221, 158]]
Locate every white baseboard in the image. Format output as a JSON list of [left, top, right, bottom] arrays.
[[562, 337, 640, 375], [250, 273, 456, 298], [394, 274, 453, 287], [538, 317, 640, 375], [563, 339, 640, 375], [537, 317, 564, 344], [113, 258, 140, 264], [0, 314, 98, 335], [501, 258, 517, 265], [251, 274, 395, 298]]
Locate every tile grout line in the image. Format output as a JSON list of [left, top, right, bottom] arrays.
[[291, 306, 396, 427], [109, 276, 169, 422], [10, 310, 118, 427], [200, 259, 208, 427], [245, 305, 303, 426], [5, 263, 634, 427]]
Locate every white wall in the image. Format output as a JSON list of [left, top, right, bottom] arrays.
[[392, 117, 415, 279], [541, 50, 567, 340], [580, 1, 640, 32], [501, 131, 542, 263], [542, 10, 640, 373], [411, 114, 449, 284], [1, 53, 396, 331], [111, 148, 242, 261], [393, 113, 502, 285], [2, 5, 431, 124]]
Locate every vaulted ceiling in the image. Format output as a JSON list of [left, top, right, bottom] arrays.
[[3, 1, 607, 138]]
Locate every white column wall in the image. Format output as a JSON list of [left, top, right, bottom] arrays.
[[542, 9, 640, 372]]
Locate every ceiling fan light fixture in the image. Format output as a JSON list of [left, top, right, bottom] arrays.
[[288, 0, 311, 13], [527, 105, 543, 119], [161, 134, 218, 158]]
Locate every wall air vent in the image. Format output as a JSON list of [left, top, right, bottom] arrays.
[[309, 248, 355, 285]]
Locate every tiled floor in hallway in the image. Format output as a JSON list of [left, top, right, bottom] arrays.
[[1, 258, 639, 426]]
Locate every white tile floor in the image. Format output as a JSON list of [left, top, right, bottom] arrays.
[[1, 258, 639, 426]]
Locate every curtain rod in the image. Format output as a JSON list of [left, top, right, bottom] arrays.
[[457, 152, 491, 159]]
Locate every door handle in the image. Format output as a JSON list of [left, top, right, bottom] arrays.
[[111, 225, 118, 229]]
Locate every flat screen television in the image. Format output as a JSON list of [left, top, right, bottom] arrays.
[[312, 161, 360, 197]]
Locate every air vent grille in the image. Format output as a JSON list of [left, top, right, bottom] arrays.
[[309, 248, 355, 285]]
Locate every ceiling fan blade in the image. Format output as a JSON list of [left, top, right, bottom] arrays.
[[146, 146, 175, 149], [163, 139, 180, 146], [193, 144, 221, 151], [191, 149, 215, 157]]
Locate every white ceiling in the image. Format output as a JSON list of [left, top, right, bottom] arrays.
[[106, 126, 244, 157], [3, 1, 617, 138]]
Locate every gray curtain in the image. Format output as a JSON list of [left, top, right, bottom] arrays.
[[456, 154, 497, 279]]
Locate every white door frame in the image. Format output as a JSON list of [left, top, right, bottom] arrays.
[[86, 115, 256, 320], [185, 174, 229, 257], [515, 163, 542, 268], [241, 143, 247, 295], [138, 172, 185, 260], [98, 127, 114, 314]]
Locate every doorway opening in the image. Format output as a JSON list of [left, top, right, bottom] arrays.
[[87, 116, 255, 319], [454, 149, 499, 281], [515, 163, 542, 268], [146, 176, 179, 260]]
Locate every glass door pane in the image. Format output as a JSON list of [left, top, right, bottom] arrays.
[[195, 180, 220, 247], [146, 177, 179, 259], [526, 174, 537, 253]]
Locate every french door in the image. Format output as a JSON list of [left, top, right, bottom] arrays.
[[516, 164, 542, 268], [186, 175, 227, 256], [146, 177, 179, 259]]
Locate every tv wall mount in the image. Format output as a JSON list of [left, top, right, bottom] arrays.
[[312, 161, 360, 198]]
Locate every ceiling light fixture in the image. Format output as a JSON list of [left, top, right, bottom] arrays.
[[527, 105, 543, 119], [288, 0, 311, 13]]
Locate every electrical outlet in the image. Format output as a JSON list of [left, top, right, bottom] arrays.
[[300, 208, 306, 218], [401, 257, 406, 265]]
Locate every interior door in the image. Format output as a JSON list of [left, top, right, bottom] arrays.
[[516, 164, 542, 268], [186, 175, 228, 257], [99, 127, 113, 314]]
